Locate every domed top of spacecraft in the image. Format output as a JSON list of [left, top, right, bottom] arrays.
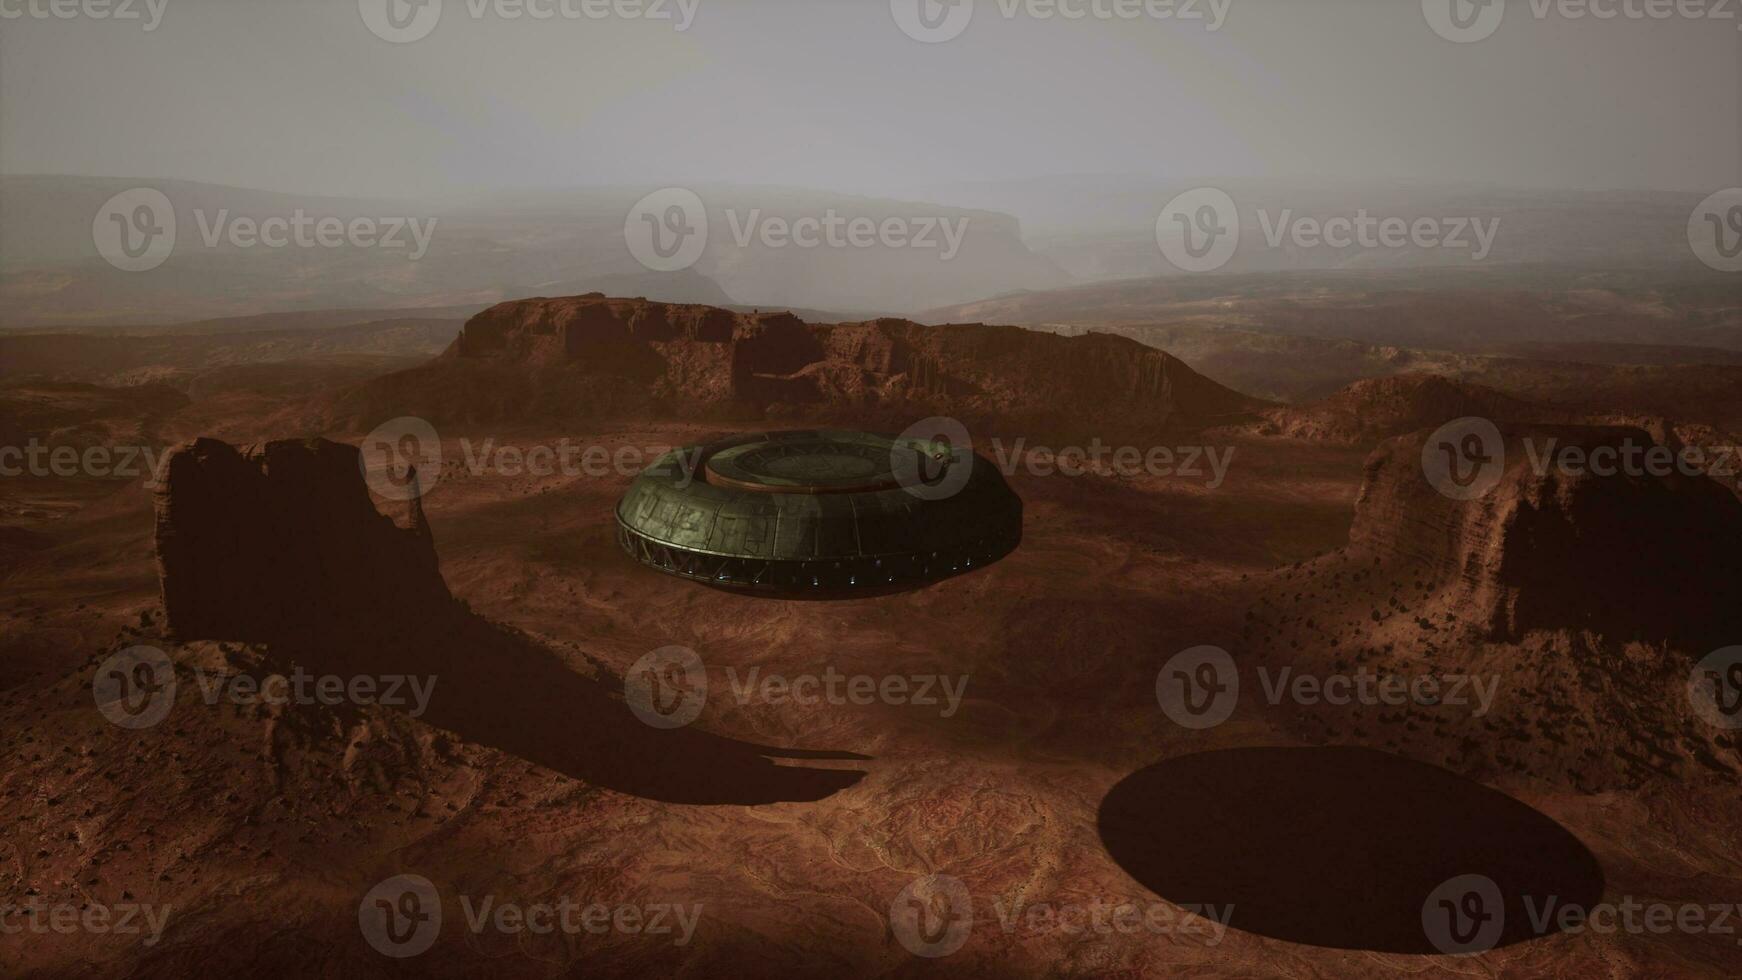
[[615, 429, 1022, 592]]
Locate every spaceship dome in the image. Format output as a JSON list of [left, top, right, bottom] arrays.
[[615, 429, 1022, 593]]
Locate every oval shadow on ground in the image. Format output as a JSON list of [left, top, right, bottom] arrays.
[[1097, 747, 1605, 954]]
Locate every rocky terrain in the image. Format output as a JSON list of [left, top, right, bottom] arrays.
[[1244, 423, 1742, 795], [3, 292, 1741, 977], [326, 294, 1269, 436], [0, 316, 464, 388], [0, 382, 191, 452], [922, 268, 1742, 354], [923, 269, 1742, 423], [1252, 374, 1545, 445], [1353, 425, 1742, 644]]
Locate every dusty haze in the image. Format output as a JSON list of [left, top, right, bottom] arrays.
[[3, 0, 1737, 202]]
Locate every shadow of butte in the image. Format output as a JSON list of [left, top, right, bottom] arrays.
[[278, 611, 872, 806], [1097, 746, 1604, 954], [155, 437, 870, 807]]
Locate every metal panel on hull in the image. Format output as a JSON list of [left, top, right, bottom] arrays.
[[615, 429, 1023, 592]]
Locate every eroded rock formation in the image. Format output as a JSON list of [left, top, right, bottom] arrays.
[[1350, 423, 1742, 645], [326, 294, 1266, 432], [1259, 374, 1545, 445], [155, 438, 451, 645]]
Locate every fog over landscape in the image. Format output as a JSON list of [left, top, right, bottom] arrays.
[[3, 1, 1739, 324], [6, 0, 1738, 197], [0, 2, 1736, 321], [5, 2, 1742, 978]]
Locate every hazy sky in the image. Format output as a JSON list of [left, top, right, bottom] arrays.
[[3, 0, 1738, 199]]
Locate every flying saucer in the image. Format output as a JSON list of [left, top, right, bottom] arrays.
[[615, 429, 1022, 593]]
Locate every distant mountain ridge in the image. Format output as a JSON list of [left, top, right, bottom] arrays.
[[324, 293, 1267, 434], [0, 175, 1064, 326]]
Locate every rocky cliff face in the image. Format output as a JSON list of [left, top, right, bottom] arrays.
[[1240, 421, 1742, 792], [1258, 374, 1545, 445], [325, 294, 1266, 432], [1349, 423, 1742, 645], [155, 438, 452, 645]]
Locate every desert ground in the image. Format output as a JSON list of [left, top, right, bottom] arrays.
[[8, 2, 1740, 974], [3, 290, 1741, 979]]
